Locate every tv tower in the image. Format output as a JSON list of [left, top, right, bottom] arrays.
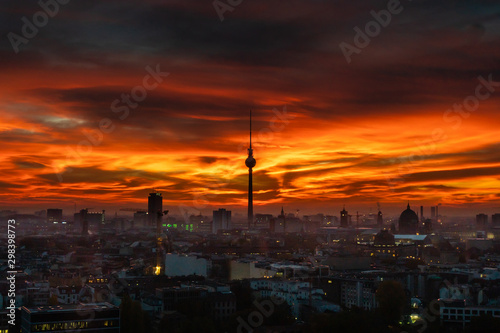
[[245, 110, 256, 229]]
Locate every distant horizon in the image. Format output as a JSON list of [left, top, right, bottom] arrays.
[[3, 202, 500, 220]]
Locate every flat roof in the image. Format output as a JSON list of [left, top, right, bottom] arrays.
[[22, 302, 117, 314], [394, 235, 427, 241]]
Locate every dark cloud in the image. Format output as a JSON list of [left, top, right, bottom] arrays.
[[11, 157, 46, 169]]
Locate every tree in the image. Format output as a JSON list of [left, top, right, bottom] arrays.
[[263, 301, 295, 326], [309, 310, 387, 333], [375, 280, 407, 325], [120, 294, 149, 333], [231, 281, 253, 310]]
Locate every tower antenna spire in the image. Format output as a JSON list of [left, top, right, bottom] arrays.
[[250, 110, 252, 148]]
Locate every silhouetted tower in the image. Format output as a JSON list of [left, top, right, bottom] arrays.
[[81, 209, 89, 236], [340, 206, 348, 227], [280, 207, 286, 233], [377, 210, 383, 226], [245, 111, 256, 229], [148, 191, 162, 226]]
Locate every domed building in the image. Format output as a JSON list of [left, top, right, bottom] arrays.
[[374, 229, 395, 246], [399, 202, 419, 234]]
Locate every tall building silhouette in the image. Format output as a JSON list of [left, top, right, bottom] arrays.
[[245, 111, 256, 229], [80, 209, 88, 235], [476, 213, 488, 229], [492, 214, 500, 228], [212, 208, 231, 234], [148, 192, 162, 226], [47, 208, 63, 224]]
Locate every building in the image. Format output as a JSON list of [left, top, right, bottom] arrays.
[[212, 208, 231, 234], [52, 286, 82, 304], [423, 219, 432, 234], [440, 301, 500, 327], [205, 292, 237, 320], [155, 286, 236, 319], [148, 192, 163, 226], [20, 303, 119, 333], [24, 281, 50, 307], [230, 260, 278, 280], [255, 214, 273, 229], [476, 214, 488, 229], [164, 253, 211, 277], [190, 214, 211, 233], [47, 209, 63, 225], [340, 206, 349, 227], [0, 309, 9, 333], [249, 279, 330, 318], [492, 214, 500, 228], [340, 279, 377, 310], [374, 229, 395, 246], [74, 209, 104, 234], [133, 210, 148, 227], [399, 203, 418, 234]]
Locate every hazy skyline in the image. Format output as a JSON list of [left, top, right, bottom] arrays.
[[1, 0, 500, 216]]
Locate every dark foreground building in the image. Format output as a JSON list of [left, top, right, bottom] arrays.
[[20, 303, 119, 333]]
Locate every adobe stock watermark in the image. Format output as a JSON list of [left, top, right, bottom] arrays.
[[385, 73, 500, 190], [213, 0, 244, 22], [178, 105, 295, 223], [7, 0, 71, 54], [6, 219, 17, 326], [339, 0, 412, 64], [52, 64, 169, 182], [237, 295, 285, 333]]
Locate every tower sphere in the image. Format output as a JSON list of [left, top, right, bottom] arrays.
[[245, 156, 256, 168]]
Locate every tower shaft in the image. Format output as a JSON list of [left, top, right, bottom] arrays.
[[248, 168, 253, 229], [245, 110, 256, 230]]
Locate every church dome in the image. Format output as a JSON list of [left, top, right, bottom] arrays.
[[374, 229, 395, 246], [398, 203, 418, 234]]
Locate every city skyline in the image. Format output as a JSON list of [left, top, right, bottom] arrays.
[[3, 2, 500, 333], [1, 1, 500, 216]]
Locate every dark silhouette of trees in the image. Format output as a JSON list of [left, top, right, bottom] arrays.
[[308, 309, 388, 333], [376, 280, 407, 325], [120, 294, 151, 333]]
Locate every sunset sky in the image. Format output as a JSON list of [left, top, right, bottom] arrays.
[[1, 0, 500, 217]]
